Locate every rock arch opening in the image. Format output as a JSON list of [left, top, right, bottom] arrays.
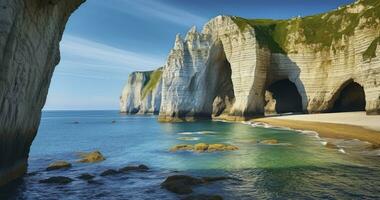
[[331, 81, 366, 112], [204, 41, 235, 118], [265, 79, 303, 115]]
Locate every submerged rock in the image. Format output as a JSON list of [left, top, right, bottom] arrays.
[[182, 194, 223, 200], [119, 164, 149, 173], [170, 143, 239, 153], [260, 140, 278, 145], [77, 173, 95, 180], [39, 176, 73, 184], [46, 161, 72, 171], [100, 169, 120, 176], [78, 151, 105, 163]]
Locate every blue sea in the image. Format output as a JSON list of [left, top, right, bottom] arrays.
[[2, 110, 380, 199]]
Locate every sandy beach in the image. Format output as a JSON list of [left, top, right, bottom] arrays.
[[254, 112, 380, 147]]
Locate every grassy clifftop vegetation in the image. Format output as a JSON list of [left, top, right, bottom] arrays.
[[232, 0, 380, 54]]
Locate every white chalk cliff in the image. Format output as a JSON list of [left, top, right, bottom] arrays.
[[0, 0, 84, 186], [121, 0, 380, 121], [120, 69, 162, 114]]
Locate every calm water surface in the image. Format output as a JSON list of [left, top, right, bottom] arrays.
[[2, 110, 380, 199]]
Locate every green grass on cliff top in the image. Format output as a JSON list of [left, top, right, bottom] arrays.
[[363, 36, 380, 61], [141, 69, 162, 100], [232, 0, 380, 54]]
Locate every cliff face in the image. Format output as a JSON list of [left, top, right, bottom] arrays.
[[120, 69, 162, 114], [0, 0, 84, 186], [121, 0, 380, 121]]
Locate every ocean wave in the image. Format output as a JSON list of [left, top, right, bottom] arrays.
[[177, 131, 217, 135]]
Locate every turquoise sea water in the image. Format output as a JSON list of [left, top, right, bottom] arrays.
[[2, 110, 380, 199]]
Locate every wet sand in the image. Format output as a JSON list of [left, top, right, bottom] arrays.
[[253, 112, 380, 147]]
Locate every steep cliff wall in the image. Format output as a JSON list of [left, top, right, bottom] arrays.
[[153, 0, 379, 121], [0, 0, 84, 186], [120, 68, 162, 114]]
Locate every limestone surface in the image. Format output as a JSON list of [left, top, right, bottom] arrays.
[[120, 69, 162, 114], [0, 0, 84, 186], [121, 0, 380, 121]]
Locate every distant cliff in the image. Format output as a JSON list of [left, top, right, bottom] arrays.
[[121, 0, 380, 121], [120, 68, 162, 114]]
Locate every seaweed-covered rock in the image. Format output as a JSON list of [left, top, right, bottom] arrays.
[[260, 140, 278, 145], [46, 161, 72, 171], [78, 151, 105, 163]]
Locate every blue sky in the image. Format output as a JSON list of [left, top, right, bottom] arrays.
[[44, 0, 355, 110]]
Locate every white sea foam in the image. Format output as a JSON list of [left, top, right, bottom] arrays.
[[338, 148, 346, 154], [177, 137, 200, 141], [177, 131, 216, 135]]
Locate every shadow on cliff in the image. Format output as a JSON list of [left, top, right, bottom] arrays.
[[265, 53, 308, 114]]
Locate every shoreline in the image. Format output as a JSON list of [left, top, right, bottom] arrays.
[[253, 117, 380, 148]]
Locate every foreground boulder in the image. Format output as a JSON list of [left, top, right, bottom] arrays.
[[182, 194, 223, 200], [46, 161, 72, 171], [78, 151, 105, 163], [161, 175, 203, 194], [161, 175, 232, 195], [170, 143, 239, 153], [39, 176, 73, 184]]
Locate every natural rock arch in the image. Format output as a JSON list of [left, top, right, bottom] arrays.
[[204, 40, 235, 118], [328, 80, 366, 112], [264, 79, 303, 115]]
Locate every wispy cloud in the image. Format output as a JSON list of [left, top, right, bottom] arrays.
[[57, 35, 164, 80], [100, 0, 208, 27]]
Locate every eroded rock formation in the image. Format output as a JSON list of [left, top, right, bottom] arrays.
[[121, 0, 380, 121], [120, 68, 162, 114], [0, 0, 84, 186]]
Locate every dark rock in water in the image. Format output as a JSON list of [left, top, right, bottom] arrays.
[[87, 180, 103, 185], [112, 120, 117, 123], [46, 161, 72, 171], [161, 175, 203, 194], [162, 175, 235, 195], [78, 151, 105, 163], [39, 176, 73, 184], [100, 169, 120, 176], [77, 173, 95, 180], [325, 142, 339, 149], [73, 121, 80, 124], [202, 176, 229, 183], [119, 164, 149, 173], [182, 194, 223, 200]]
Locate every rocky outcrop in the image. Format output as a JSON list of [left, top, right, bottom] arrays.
[[120, 0, 379, 121], [120, 68, 162, 114], [0, 0, 84, 186]]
